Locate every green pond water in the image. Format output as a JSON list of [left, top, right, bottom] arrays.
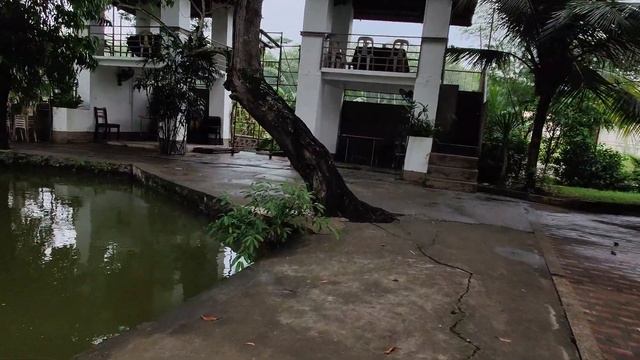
[[0, 169, 234, 359]]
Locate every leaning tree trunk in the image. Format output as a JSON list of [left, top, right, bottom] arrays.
[[525, 93, 553, 191], [0, 80, 10, 150], [224, 0, 394, 223]]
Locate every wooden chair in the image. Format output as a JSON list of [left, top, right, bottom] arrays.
[[387, 39, 410, 72], [94, 107, 120, 141], [353, 37, 374, 70]]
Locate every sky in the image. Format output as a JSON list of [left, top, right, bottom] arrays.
[[260, 0, 482, 48]]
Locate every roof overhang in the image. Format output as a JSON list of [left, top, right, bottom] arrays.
[[351, 0, 478, 27]]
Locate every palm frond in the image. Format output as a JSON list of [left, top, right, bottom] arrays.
[[446, 47, 526, 70], [545, 1, 640, 66], [561, 66, 640, 136]]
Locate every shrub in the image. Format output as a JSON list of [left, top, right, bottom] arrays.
[[555, 135, 626, 190], [208, 182, 337, 271]]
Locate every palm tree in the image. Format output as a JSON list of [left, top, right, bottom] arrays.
[[449, 0, 640, 190]]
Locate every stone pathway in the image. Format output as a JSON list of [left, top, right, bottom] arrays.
[[537, 209, 640, 360]]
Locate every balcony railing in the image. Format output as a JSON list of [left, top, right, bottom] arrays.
[[88, 25, 167, 58], [321, 33, 421, 74], [88, 25, 229, 62]]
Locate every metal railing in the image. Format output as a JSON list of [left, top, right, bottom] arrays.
[[87, 24, 230, 61], [321, 33, 421, 74], [88, 25, 167, 58]]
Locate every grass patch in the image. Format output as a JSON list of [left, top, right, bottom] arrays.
[[548, 185, 640, 205]]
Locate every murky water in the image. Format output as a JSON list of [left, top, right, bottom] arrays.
[[0, 170, 234, 359]]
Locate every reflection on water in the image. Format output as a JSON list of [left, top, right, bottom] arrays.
[[0, 170, 235, 359]]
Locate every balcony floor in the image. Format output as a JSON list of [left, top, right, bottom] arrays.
[[321, 67, 416, 93]]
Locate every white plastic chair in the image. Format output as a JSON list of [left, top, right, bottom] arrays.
[[13, 115, 27, 142], [387, 39, 410, 72], [324, 40, 346, 69], [353, 36, 374, 70]]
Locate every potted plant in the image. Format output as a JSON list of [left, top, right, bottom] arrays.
[[401, 95, 434, 180]]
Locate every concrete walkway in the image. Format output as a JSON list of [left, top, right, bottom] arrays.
[[6, 144, 580, 359]]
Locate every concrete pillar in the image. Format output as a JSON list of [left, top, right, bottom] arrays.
[[209, 6, 233, 146], [295, 0, 350, 153], [330, 0, 353, 55], [413, 0, 452, 122], [160, 0, 191, 31]]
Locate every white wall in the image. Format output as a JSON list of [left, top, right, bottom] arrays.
[[599, 129, 640, 158], [295, 0, 353, 153], [89, 67, 151, 133], [209, 5, 234, 144], [52, 107, 93, 132], [77, 69, 91, 109]]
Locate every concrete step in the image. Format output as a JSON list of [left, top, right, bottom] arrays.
[[425, 177, 478, 193], [432, 142, 480, 157], [429, 152, 478, 169], [428, 164, 478, 183]]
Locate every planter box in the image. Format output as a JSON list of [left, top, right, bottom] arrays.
[[51, 107, 94, 143], [403, 136, 433, 182]]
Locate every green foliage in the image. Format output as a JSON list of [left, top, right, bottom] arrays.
[[51, 92, 83, 109], [0, 0, 104, 100], [401, 94, 433, 138], [208, 182, 337, 272], [548, 185, 640, 205], [479, 111, 529, 185], [554, 128, 626, 190], [449, 0, 640, 189]]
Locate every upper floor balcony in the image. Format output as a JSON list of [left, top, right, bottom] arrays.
[[320, 33, 421, 82], [317, 32, 485, 94], [87, 24, 229, 68]]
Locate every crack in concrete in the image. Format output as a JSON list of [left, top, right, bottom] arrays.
[[417, 240, 480, 360], [371, 224, 481, 359]]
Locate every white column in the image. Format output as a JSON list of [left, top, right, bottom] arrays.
[[295, 0, 349, 153], [209, 6, 233, 146], [413, 0, 452, 122], [160, 0, 191, 31], [331, 0, 353, 54]]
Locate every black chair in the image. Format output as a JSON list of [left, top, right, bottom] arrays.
[[206, 116, 223, 145], [94, 107, 120, 141]]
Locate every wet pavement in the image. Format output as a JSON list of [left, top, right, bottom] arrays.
[[4, 143, 638, 359], [537, 208, 640, 360]]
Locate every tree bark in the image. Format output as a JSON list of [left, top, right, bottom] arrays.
[[0, 81, 10, 150], [525, 93, 553, 191], [224, 0, 395, 223]]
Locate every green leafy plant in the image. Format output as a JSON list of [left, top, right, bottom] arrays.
[[209, 182, 338, 272], [554, 129, 626, 190], [134, 25, 223, 155], [405, 99, 433, 138]]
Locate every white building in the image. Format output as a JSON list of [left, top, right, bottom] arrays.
[[599, 128, 640, 158], [52, 1, 234, 146], [295, 0, 484, 191]]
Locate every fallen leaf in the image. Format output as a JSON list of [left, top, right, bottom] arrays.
[[497, 337, 512, 343], [200, 314, 220, 322], [245, 342, 256, 346], [384, 346, 397, 355]]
